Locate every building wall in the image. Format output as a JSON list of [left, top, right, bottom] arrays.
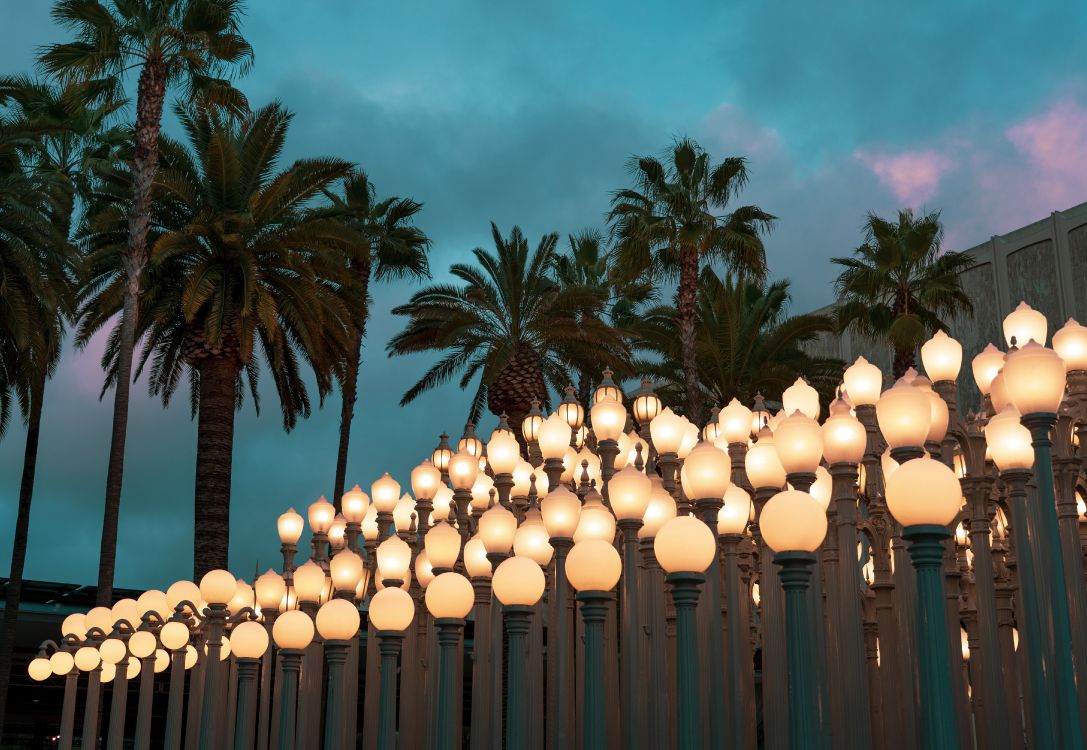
[[807, 201, 1087, 410]]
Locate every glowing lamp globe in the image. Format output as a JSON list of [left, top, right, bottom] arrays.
[[277, 508, 304, 545], [1003, 301, 1048, 347], [541, 486, 581, 539], [925, 389, 950, 443], [448, 450, 480, 491], [228, 580, 254, 616], [371, 473, 402, 513], [230, 621, 269, 659], [654, 516, 716, 574], [160, 621, 190, 651], [255, 570, 287, 611], [639, 480, 677, 539], [650, 408, 686, 454], [99, 638, 127, 665], [464, 536, 492, 578], [921, 330, 963, 383], [50, 651, 74, 676], [822, 397, 866, 464], [984, 406, 1034, 472], [432, 486, 454, 522], [574, 501, 616, 544], [678, 420, 700, 458], [843, 357, 883, 406], [376, 536, 412, 583], [487, 432, 521, 476], [330, 550, 364, 593], [292, 561, 326, 603], [28, 658, 51, 682], [316, 599, 361, 641], [137, 590, 169, 619], [432, 436, 452, 472], [153, 650, 169, 674], [590, 398, 628, 442], [84, 606, 114, 635], [393, 494, 416, 533], [593, 370, 623, 404], [75, 647, 101, 672], [514, 511, 554, 566], [718, 399, 754, 444], [493, 557, 547, 606], [783, 378, 820, 419], [746, 431, 786, 490], [425, 572, 474, 619], [1003, 341, 1066, 414], [608, 465, 653, 520], [1054, 319, 1087, 372], [990, 371, 1010, 412], [415, 552, 435, 589], [565, 540, 622, 592], [632, 380, 662, 424], [272, 610, 315, 650], [885, 455, 962, 527], [410, 462, 441, 504], [342, 484, 370, 522], [613, 431, 633, 470], [99, 662, 116, 683], [876, 378, 932, 449], [61, 613, 87, 639], [772, 412, 822, 475], [809, 466, 832, 509], [111, 599, 139, 627], [971, 344, 1005, 396], [683, 442, 731, 499], [361, 506, 379, 540], [307, 496, 335, 534], [470, 474, 495, 511], [512, 460, 534, 498], [479, 503, 518, 554], [128, 631, 156, 659], [760, 490, 828, 553], [370, 587, 415, 631], [538, 414, 573, 460], [717, 485, 751, 534], [425, 521, 462, 571], [197, 570, 235, 606]]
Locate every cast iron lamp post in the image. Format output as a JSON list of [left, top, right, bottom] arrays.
[[566, 539, 623, 750], [541, 485, 581, 750], [271, 610, 315, 750], [425, 571, 475, 750], [717, 483, 752, 750], [369, 587, 415, 750], [492, 556, 547, 749], [230, 621, 270, 750], [315, 599, 361, 750]]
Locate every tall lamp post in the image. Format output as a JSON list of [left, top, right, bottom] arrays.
[[492, 557, 547, 749], [230, 621, 270, 750], [270, 610, 315, 750], [541, 485, 581, 750], [315, 599, 362, 750], [717, 484, 752, 750], [424, 572, 475, 750], [369, 587, 415, 750], [566, 539, 623, 750]]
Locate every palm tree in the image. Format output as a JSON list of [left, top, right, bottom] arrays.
[[388, 224, 626, 435], [42, 0, 253, 603], [633, 269, 842, 410], [78, 101, 362, 576], [551, 229, 652, 403], [832, 209, 974, 379], [311, 171, 430, 506], [609, 137, 775, 423]]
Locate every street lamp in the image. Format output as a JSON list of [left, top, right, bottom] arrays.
[[316, 599, 361, 750], [566, 539, 622, 750], [492, 557, 547, 749], [718, 483, 752, 750], [655, 515, 718, 750], [783, 377, 821, 419], [885, 456, 963, 750], [230, 620, 269, 750], [369, 587, 415, 750], [842, 356, 883, 407], [425, 572, 475, 750], [424, 521, 461, 575], [271, 610, 315, 750], [921, 330, 964, 384], [876, 377, 932, 459], [774, 411, 823, 491], [1003, 300, 1048, 347], [540, 484, 580, 748]]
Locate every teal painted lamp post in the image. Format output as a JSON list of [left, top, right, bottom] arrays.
[[315, 599, 362, 750], [157, 614, 194, 750], [884, 455, 965, 750], [655, 515, 719, 750], [541, 484, 581, 750], [197, 568, 238, 749], [425, 571, 475, 750], [271, 609, 315, 750], [566, 539, 623, 750], [368, 587, 415, 750], [761, 489, 830, 750], [717, 484, 753, 750], [493, 556, 547, 749], [229, 621, 269, 750], [1003, 339, 1085, 750]]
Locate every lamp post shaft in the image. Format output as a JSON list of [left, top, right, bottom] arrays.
[[434, 618, 465, 750], [667, 572, 704, 750], [198, 604, 228, 749], [81, 668, 101, 750], [133, 655, 156, 750], [321, 643, 349, 750], [504, 606, 534, 749], [377, 632, 403, 750], [577, 591, 612, 750], [163, 650, 186, 750], [276, 651, 303, 750], [904, 525, 960, 750], [549, 540, 573, 750], [58, 669, 77, 750], [753, 486, 789, 750], [722, 535, 748, 750], [775, 552, 823, 750], [105, 666, 128, 750], [234, 659, 260, 750], [256, 612, 277, 750], [693, 500, 726, 750], [469, 578, 492, 750], [617, 520, 643, 750]]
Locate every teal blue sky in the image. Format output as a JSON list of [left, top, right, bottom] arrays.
[[2, 0, 1086, 590]]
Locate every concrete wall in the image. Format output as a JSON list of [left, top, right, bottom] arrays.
[[807, 201, 1087, 409]]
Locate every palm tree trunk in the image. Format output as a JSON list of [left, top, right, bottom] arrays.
[[892, 347, 915, 380], [333, 258, 371, 508], [676, 245, 703, 423], [193, 356, 240, 579], [0, 369, 46, 739], [96, 59, 167, 605]]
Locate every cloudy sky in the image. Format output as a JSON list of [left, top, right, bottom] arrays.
[[2, 0, 1086, 591]]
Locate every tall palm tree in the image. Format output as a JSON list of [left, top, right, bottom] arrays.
[[552, 229, 651, 403], [78, 101, 362, 576], [42, 0, 253, 603], [832, 209, 974, 378], [388, 224, 626, 434], [633, 269, 842, 410], [609, 137, 775, 423], [312, 171, 430, 506], [0, 94, 81, 740]]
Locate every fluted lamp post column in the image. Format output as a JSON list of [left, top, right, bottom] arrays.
[[493, 557, 547, 749], [655, 515, 719, 750], [566, 539, 623, 750], [884, 455, 964, 750], [313, 599, 362, 750], [541, 485, 581, 750], [717, 484, 753, 750], [425, 572, 475, 750], [230, 621, 269, 750], [270, 610, 315, 750], [369, 587, 415, 750]]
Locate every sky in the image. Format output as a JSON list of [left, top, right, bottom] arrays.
[[1, 0, 1086, 591]]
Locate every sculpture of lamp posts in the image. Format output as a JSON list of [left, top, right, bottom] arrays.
[[425, 572, 475, 750], [761, 489, 830, 750], [655, 516, 719, 750], [493, 557, 547, 749], [1004, 340, 1085, 749], [884, 455, 965, 750], [566, 539, 623, 750], [271, 611, 314, 750], [315, 599, 361, 750], [230, 621, 269, 750], [541, 485, 581, 750], [682, 441, 732, 750], [717, 484, 753, 750], [369, 587, 415, 750]]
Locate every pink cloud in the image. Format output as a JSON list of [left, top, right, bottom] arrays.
[[1004, 99, 1087, 211], [854, 149, 952, 207]]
